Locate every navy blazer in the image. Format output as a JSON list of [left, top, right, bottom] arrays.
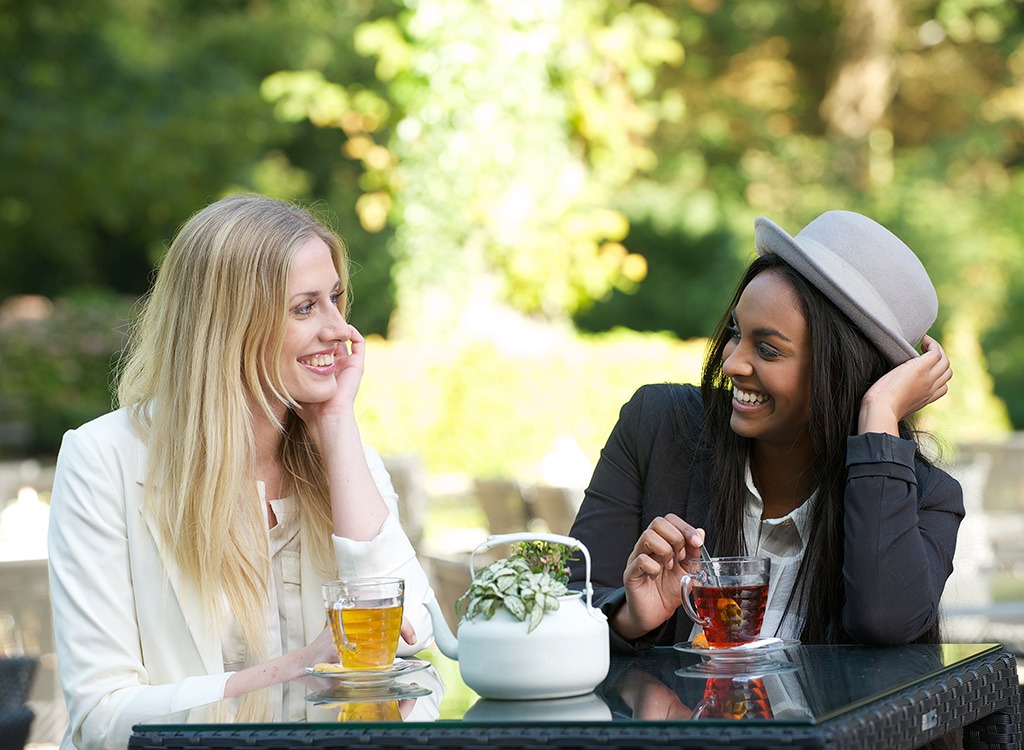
[[568, 384, 964, 652]]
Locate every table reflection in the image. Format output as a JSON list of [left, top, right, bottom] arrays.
[[133, 643, 997, 731], [312, 700, 402, 723], [464, 692, 613, 722], [598, 642, 959, 724], [303, 662, 445, 723], [693, 676, 773, 719], [167, 661, 446, 727], [604, 649, 811, 721]]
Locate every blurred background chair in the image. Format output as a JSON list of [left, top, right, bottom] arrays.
[[382, 453, 428, 552], [524, 484, 584, 536], [0, 655, 36, 750], [472, 478, 529, 535], [423, 554, 473, 633], [0, 559, 67, 746]]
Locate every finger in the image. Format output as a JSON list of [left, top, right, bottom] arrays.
[[349, 324, 365, 346], [925, 383, 949, 407], [662, 513, 705, 548], [635, 525, 679, 562], [926, 352, 952, 387], [631, 553, 664, 578], [400, 617, 417, 645], [659, 515, 706, 562], [917, 335, 943, 361]]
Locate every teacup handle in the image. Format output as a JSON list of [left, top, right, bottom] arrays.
[[680, 572, 711, 628], [690, 698, 710, 719]]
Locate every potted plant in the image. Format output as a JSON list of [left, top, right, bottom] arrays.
[[424, 532, 610, 700], [455, 540, 576, 632]]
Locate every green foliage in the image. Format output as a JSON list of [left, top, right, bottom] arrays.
[[513, 541, 576, 585], [455, 541, 576, 632], [0, 293, 134, 457], [5, 0, 1024, 433], [0, 299, 1012, 473], [574, 215, 750, 339], [357, 323, 1011, 479], [0, 0, 398, 334], [263, 0, 683, 336]]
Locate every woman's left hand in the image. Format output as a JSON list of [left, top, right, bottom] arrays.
[[858, 335, 952, 435]]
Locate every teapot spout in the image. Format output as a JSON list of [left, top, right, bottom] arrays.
[[425, 596, 459, 660]]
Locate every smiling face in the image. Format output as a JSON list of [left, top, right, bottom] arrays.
[[278, 235, 349, 408], [721, 269, 813, 449]]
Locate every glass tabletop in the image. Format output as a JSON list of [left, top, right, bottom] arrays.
[[131, 642, 1002, 732]]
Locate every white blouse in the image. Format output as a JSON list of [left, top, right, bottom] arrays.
[[740, 462, 818, 640], [221, 489, 307, 721]]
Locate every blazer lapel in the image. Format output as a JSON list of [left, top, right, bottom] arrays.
[[136, 442, 224, 675]]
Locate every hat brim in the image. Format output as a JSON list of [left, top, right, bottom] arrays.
[[754, 216, 920, 364]]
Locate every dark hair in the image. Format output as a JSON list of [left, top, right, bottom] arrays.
[[699, 253, 934, 643]]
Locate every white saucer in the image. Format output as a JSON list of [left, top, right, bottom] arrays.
[[673, 637, 800, 662], [304, 658, 431, 684]]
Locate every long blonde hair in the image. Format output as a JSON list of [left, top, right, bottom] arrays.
[[118, 193, 347, 660]]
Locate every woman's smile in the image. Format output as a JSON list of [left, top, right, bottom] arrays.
[[732, 386, 772, 408], [298, 348, 338, 374]]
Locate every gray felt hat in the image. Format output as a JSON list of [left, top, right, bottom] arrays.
[[754, 210, 937, 365]]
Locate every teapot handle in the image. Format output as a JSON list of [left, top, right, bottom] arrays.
[[469, 532, 600, 619]]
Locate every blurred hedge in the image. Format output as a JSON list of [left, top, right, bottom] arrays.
[[0, 293, 133, 457], [357, 329, 707, 479], [0, 297, 1011, 476]]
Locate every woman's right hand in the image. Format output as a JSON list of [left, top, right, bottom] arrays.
[[611, 514, 706, 640]]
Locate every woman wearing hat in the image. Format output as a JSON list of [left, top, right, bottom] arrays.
[[568, 210, 962, 650]]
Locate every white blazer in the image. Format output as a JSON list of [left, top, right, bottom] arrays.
[[47, 409, 435, 750]]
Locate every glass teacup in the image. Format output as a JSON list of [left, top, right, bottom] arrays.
[[679, 556, 770, 648], [322, 577, 404, 670]]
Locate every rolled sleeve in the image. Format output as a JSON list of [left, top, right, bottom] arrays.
[[846, 432, 918, 484], [332, 514, 416, 575]]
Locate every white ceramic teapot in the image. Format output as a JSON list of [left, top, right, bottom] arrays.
[[424, 532, 610, 700]]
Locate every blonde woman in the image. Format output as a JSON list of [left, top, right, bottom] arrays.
[[47, 194, 435, 750]]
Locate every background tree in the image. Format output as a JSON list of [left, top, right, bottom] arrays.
[[264, 0, 681, 338], [577, 0, 1021, 431], [0, 0, 395, 329], [1, 0, 1022, 459]]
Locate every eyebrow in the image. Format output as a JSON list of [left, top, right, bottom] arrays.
[[290, 280, 341, 302], [729, 311, 793, 342], [752, 326, 792, 342]]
